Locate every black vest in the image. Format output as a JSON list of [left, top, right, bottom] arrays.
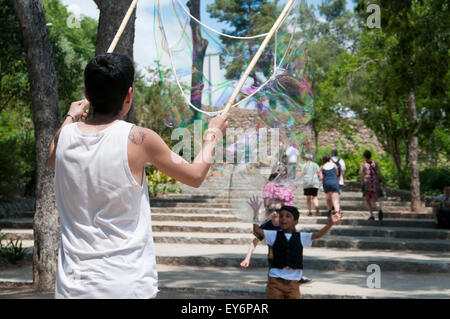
[[272, 231, 303, 269]]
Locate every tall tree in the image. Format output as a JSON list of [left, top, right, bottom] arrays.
[[378, 0, 449, 211], [306, 0, 360, 152], [94, 0, 136, 123], [187, 0, 208, 122], [207, 0, 280, 86], [13, 0, 60, 291]]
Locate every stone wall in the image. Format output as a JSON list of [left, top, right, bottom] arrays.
[[0, 199, 35, 219]]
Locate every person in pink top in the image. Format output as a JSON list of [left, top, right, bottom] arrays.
[[263, 166, 294, 206]]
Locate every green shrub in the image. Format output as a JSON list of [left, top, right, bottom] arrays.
[[146, 168, 182, 197], [0, 110, 35, 199], [0, 230, 26, 264], [420, 167, 450, 196]]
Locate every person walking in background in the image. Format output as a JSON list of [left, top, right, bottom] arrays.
[[300, 153, 320, 216], [318, 154, 341, 215], [263, 165, 293, 208], [360, 150, 385, 221], [285, 143, 300, 180], [331, 149, 346, 187]]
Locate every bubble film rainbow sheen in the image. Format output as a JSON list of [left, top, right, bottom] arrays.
[[155, 0, 314, 221]]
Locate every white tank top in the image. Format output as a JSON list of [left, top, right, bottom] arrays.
[[54, 120, 158, 298]]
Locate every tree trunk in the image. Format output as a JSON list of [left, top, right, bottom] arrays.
[[94, 0, 136, 123], [187, 0, 208, 122], [13, 0, 60, 292], [407, 88, 422, 212]]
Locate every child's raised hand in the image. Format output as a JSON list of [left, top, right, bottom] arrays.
[[247, 195, 262, 214], [329, 210, 343, 225], [240, 259, 250, 269]]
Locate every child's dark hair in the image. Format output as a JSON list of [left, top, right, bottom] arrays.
[[84, 53, 135, 116], [363, 150, 372, 160], [322, 154, 331, 165], [280, 206, 299, 221]]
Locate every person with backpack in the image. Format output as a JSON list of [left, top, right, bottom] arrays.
[[331, 150, 346, 187], [360, 150, 385, 221]]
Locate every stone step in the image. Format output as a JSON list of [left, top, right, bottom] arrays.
[[14, 240, 450, 274], [177, 191, 382, 199], [156, 265, 450, 299], [151, 197, 414, 207], [0, 219, 33, 229], [1, 215, 437, 230], [152, 231, 450, 252], [3, 205, 428, 221], [152, 213, 240, 223], [310, 217, 438, 229], [0, 229, 33, 241], [4, 222, 447, 244], [154, 243, 450, 273], [150, 207, 430, 219], [3, 264, 449, 298], [150, 221, 450, 240], [151, 214, 437, 228]]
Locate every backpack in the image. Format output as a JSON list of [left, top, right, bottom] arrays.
[[332, 157, 342, 177]]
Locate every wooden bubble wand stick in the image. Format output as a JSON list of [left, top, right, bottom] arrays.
[[222, 0, 297, 115], [107, 0, 139, 53]]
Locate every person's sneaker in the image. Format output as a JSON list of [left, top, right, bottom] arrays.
[[299, 276, 313, 285], [368, 216, 375, 221], [378, 210, 383, 221]]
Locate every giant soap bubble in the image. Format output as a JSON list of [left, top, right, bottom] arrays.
[[155, 0, 314, 221]]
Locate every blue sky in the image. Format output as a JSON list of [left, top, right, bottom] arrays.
[[62, 0, 356, 74]]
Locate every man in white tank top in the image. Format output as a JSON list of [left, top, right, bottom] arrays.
[[48, 53, 228, 298]]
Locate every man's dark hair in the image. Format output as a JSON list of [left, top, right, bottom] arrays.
[[363, 150, 372, 160], [280, 206, 299, 221], [331, 149, 338, 157], [84, 53, 135, 116]]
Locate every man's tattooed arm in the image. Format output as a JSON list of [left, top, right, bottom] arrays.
[[128, 129, 147, 145]]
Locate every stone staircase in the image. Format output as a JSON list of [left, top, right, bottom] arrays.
[[1, 171, 450, 298]]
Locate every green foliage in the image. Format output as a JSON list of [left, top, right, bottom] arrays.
[[146, 168, 182, 197], [0, 109, 35, 199], [0, 231, 27, 264], [420, 168, 450, 196], [134, 67, 191, 148], [0, 0, 97, 198], [207, 0, 281, 85], [0, 0, 30, 112], [42, 0, 97, 115]]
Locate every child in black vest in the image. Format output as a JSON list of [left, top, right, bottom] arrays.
[[253, 205, 343, 299]]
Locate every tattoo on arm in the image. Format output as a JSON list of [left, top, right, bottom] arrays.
[[128, 130, 147, 145]]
